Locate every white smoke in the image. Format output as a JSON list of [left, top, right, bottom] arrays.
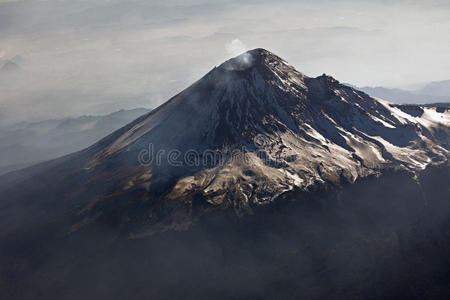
[[225, 39, 247, 57], [225, 39, 253, 69]]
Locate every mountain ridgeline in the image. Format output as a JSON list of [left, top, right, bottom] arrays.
[[0, 49, 449, 299], [0, 108, 150, 175]]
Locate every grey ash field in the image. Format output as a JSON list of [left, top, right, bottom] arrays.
[[0, 49, 450, 299]]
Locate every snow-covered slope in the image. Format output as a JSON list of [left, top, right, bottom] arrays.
[[1, 49, 449, 236]]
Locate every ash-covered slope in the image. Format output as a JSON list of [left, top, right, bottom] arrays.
[[0, 49, 449, 237]]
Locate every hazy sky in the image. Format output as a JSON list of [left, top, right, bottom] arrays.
[[0, 0, 449, 123]]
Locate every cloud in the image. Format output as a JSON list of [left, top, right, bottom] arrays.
[[225, 39, 247, 57]]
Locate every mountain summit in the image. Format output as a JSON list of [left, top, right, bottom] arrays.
[[1, 49, 449, 236]]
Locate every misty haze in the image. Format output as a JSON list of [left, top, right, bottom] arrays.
[[0, 1, 449, 299]]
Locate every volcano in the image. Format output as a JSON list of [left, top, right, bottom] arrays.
[[1, 48, 450, 300], [0, 48, 449, 237]]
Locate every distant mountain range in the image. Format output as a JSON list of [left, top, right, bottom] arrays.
[[349, 81, 450, 104], [0, 55, 25, 74], [419, 79, 450, 97], [0, 108, 150, 175]]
